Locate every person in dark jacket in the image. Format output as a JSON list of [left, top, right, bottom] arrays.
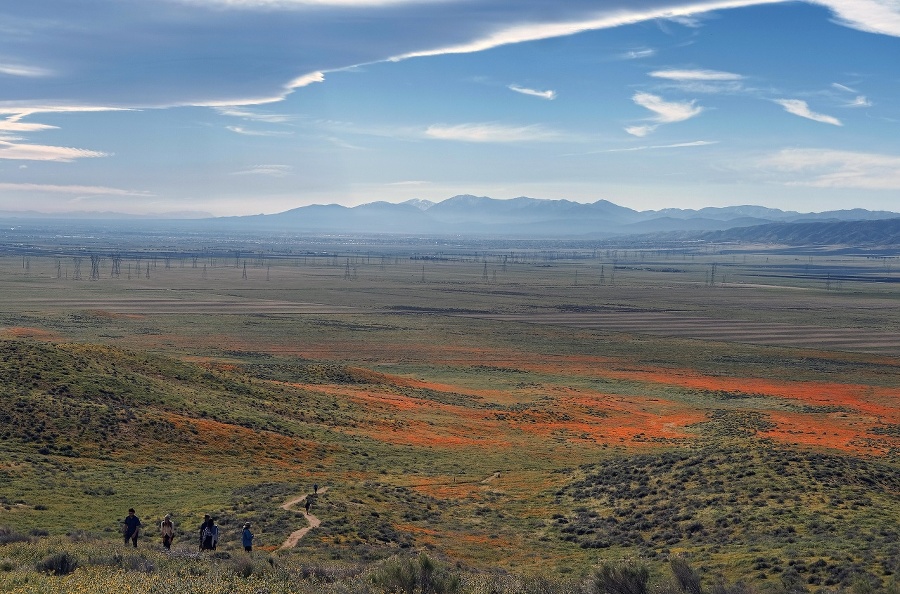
[[242, 523, 254, 553], [199, 514, 215, 551], [122, 508, 141, 548]]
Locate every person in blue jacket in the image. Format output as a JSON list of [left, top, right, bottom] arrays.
[[122, 508, 141, 548], [242, 522, 254, 553]]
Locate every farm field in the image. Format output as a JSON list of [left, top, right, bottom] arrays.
[[0, 236, 898, 591]]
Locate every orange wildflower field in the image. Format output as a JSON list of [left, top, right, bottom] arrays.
[[0, 248, 898, 582]]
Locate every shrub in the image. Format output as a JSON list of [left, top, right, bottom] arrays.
[[591, 560, 650, 594], [0, 526, 30, 545], [372, 553, 460, 594], [231, 555, 256, 578], [36, 551, 79, 575], [670, 556, 703, 594]]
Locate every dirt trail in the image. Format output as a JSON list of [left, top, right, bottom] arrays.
[[279, 487, 329, 549]]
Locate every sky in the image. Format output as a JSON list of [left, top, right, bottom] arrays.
[[1, 0, 899, 217]]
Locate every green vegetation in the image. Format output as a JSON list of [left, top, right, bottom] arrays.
[[0, 241, 898, 592]]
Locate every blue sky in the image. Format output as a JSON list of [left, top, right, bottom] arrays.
[[1, 0, 898, 216]]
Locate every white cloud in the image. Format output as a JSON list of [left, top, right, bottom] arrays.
[[0, 140, 108, 161], [633, 92, 704, 123], [0, 106, 131, 116], [845, 95, 872, 107], [650, 69, 744, 80], [387, 180, 430, 186], [774, 99, 842, 125], [226, 125, 293, 136], [179, 0, 435, 6], [812, 0, 900, 36], [425, 123, 564, 143], [621, 48, 656, 59], [0, 63, 53, 77], [508, 85, 557, 100], [215, 107, 294, 123], [0, 183, 150, 196], [758, 148, 900, 189], [0, 116, 58, 133], [832, 82, 857, 92], [624, 125, 657, 137], [231, 164, 294, 176], [287, 71, 325, 89], [627, 92, 704, 135], [392, 0, 793, 62], [606, 140, 719, 152]]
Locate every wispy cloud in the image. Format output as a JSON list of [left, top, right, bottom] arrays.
[[626, 92, 704, 136], [774, 99, 842, 125], [650, 69, 744, 81], [231, 164, 294, 176], [0, 140, 108, 162], [845, 95, 872, 107], [391, 0, 793, 61], [0, 183, 150, 196], [215, 107, 294, 123], [226, 125, 293, 136], [0, 114, 58, 133], [815, 0, 900, 36], [606, 140, 719, 152], [181, 0, 434, 6], [387, 180, 430, 186], [508, 85, 557, 100], [832, 82, 857, 93], [425, 123, 565, 143], [287, 71, 325, 89], [0, 62, 53, 77], [757, 148, 900, 189], [621, 48, 656, 59]]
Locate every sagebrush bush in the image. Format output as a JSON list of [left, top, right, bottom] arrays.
[[0, 526, 30, 545], [36, 551, 78, 575], [591, 560, 649, 594], [372, 553, 460, 594]]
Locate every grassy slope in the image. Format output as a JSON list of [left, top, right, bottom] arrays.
[[1, 251, 899, 590]]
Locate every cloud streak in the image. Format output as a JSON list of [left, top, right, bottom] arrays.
[[231, 164, 294, 176], [627, 92, 704, 136], [0, 183, 150, 196], [650, 69, 744, 80], [774, 99, 842, 125], [425, 123, 565, 143], [391, 0, 792, 61], [508, 85, 556, 100], [0, 140, 108, 161], [0, 63, 53, 77], [758, 148, 900, 189], [606, 140, 719, 152]]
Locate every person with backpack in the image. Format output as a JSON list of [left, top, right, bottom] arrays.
[[242, 523, 254, 553], [211, 520, 220, 550], [160, 514, 175, 550], [199, 515, 215, 551]]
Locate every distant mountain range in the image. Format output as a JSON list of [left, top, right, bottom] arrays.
[[2, 195, 898, 244], [204, 195, 900, 243]]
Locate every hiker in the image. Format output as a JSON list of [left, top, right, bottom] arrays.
[[313, 483, 318, 494], [160, 514, 175, 550], [304, 497, 311, 514], [199, 514, 215, 551], [122, 508, 141, 548], [211, 520, 220, 550], [242, 522, 254, 553]]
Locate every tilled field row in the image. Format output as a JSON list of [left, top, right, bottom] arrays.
[[470, 311, 900, 355], [9, 297, 363, 315]]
